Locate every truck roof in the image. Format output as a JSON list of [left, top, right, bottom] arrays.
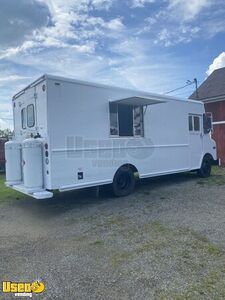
[[13, 74, 202, 105]]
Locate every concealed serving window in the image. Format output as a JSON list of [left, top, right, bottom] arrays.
[[109, 103, 119, 136], [189, 115, 200, 132], [21, 108, 27, 129], [133, 106, 144, 136], [109, 103, 144, 137], [27, 104, 35, 128]]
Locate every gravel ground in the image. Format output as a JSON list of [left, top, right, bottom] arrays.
[[1, 167, 225, 299]]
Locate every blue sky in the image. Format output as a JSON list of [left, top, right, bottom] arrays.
[[0, 0, 225, 129]]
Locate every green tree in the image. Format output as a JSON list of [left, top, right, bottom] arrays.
[[0, 128, 13, 139]]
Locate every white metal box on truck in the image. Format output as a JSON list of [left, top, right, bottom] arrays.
[[22, 138, 43, 190], [5, 74, 217, 199], [5, 141, 22, 185]]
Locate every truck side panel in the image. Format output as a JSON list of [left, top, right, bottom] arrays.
[[46, 78, 201, 190]]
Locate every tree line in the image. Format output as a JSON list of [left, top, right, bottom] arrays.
[[0, 129, 13, 139]]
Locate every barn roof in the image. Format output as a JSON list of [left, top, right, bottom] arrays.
[[189, 67, 225, 101]]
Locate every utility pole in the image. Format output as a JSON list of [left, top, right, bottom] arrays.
[[194, 78, 198, 98]]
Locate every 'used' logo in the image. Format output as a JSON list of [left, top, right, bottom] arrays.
[[2, 281, 45, 297]]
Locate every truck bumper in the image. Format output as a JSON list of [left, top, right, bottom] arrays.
[[5, 182, 53, 199]]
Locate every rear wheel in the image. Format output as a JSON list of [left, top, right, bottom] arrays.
[[112, 166, 135, 197], [197, 156, 212, 178]]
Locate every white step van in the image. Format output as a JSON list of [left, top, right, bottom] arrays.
[[5, 74, 217, 199]]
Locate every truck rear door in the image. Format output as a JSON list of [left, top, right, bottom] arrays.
[[13, 86, 37, 139]]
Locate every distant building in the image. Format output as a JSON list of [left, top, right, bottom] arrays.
[[0, 138, 7, 172], [189, 67, 225, 166]]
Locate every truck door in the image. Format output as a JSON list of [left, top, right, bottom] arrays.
[[189, 114, 203, 169], [19, 87, 37, 137]]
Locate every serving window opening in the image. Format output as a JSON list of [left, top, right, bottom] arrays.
[[109, 103, 144, 137]]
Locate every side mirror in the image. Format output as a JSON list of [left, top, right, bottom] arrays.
[[203, 113, 213, 134]]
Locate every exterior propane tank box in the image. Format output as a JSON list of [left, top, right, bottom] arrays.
[[5, 141, 22, 184], [22, 138, 43, 190]]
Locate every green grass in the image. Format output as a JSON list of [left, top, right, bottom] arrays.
[[0, 166, 224, 202], [90, 240, 104, 247], [108, 221, 225, 299], [207, 244, 222, 256], [197, 166, 225, 186], [158, 267, 225, 299], [0, 174, 27, 202], [111, 251, 133, 266]]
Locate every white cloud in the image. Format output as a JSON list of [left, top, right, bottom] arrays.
[[43, 0, 113, 12], [107, 18, 124, 31], [169, 0, 211, 21], [90, 0, 114, 10], [0, 0, 123, 59], [0, 102, 13, 130], [136, 0, 222, 47], [206, 52, 225, 76], [0, 118, 13, 130], [204, 18, 225, 38], [0, 0, 49, 47], [0, 41, 38, 60], [0, 75, 31, 83], [131, 0, 155, 8], [154, 24, 201, 47]]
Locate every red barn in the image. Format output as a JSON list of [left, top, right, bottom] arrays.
[[189, 67, 225, 166], [0, 138, 7, 172]]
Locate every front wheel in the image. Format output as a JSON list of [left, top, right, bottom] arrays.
[[112, 166, 135, 197], [197, 156, 212, 178]]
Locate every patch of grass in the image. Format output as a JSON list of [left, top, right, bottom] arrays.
[[207, 244, 222, 256], [212, 165, 225, 176], [111, 251, 133, 266], [180, 250, 191, 260], [109, 221, 225, 298], [134, 172, 139, 179], [136, 239, 168, 253], [64, 217, 81, 226], [0, 174, 26, 202], [158, 268, 225, 299], [197, 166, 225, 186], [105, 216, 124, 226], [90, 240, 104, 247], [145, 221, 168, 234]]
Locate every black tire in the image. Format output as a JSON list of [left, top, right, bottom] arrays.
[[197, 156, 212, 178], [112, 166, 135, 197]]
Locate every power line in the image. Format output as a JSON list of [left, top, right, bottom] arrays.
[[172, 88, 196, 97], [164, 78, 198, 96], [164, 83, 192, 95]]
